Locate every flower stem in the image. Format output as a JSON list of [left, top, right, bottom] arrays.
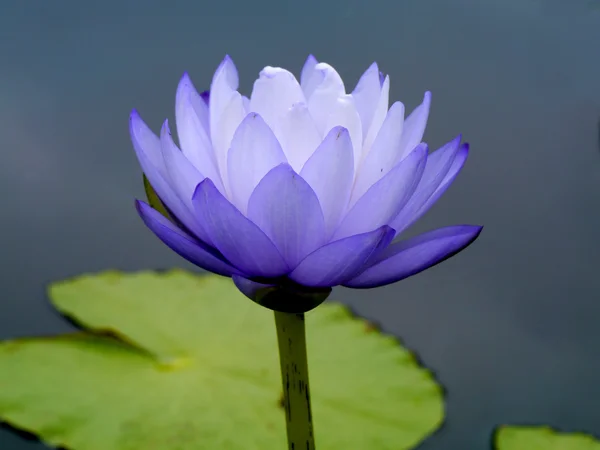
[[274, 310, 316, 449]]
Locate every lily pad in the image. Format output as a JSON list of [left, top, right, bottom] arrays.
[[496, 426, 600, 449], [0, 270, 443, 450]]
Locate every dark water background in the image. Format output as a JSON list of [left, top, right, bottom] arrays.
[[1, 0, 599, 448]]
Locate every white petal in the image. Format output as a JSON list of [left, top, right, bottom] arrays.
[[397, 91, 431, 160], [300, 55, 324, 100], [278, 103, 322, 172], [250, 67, 305, 133], [307, 63, 362, 169], [351, 101, 405, 206], [175, 74, 224, 192], [300, 126, 354, 236], [227, 113, 287, 213], [352, 63, 381, 135], [362, 75, 390, 156], [300, 55, 318, 87]]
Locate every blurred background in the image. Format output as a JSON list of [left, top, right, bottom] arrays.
[[1, 0, 599, 448]]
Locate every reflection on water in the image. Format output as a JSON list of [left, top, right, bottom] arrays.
[[1, 0, 599, 448]]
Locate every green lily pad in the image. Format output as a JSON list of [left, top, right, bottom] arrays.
[[496, 426, 600, 449], [0, 270, 443, 450]]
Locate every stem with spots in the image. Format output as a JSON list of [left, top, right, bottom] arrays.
[[274, 311, 315, 449]]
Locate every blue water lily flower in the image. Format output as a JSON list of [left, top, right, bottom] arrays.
[[131, 55, 481, 308]]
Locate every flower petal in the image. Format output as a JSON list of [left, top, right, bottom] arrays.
[[344, 225, 482, 288], [307, 64, 363, 167], [352, 62, 381, 135], [390, 136, 463, 236], [129, 109, 165, 175], [300, 55, 323, 99], [159, 120, 214, 245], [192, 178, 289, 278], [227, 113, 287, 213], [397, 91, 431, 160], [300, 126, 354, 235], [334, 144, 428, 240], [247, 164, 326, 268], [135, 200, 240, 277], [289, 226, 395, 287], [209, 55, 239, 142], [130, 111, 206, 242], [277, 103, 322, 172], [351, 101, 406, 205], [249, 67, 305, 133], [212, 91, 247, 188], [175, 73, 223, 192], [362, 75, 390, 156]]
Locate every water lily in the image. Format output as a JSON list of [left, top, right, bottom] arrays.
[[130, 55, 482, 449], [131, 55, 481, 305]]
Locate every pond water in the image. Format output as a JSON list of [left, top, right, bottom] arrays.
[[1, 0, 599, 448]]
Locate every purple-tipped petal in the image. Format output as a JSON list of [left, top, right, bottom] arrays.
[[247, 164, 326, 268], [175, 74, 223, 192], [249, 67, 305, 134], [334, 144, 428, 240], [351, 101, 406, 205], [398, 91, 431, 160], [289, 225, 395, 287], [300, 55, 323, 99], [300, 127, 354, 235], [136, 200, 240, 277], [192, 178, 289, 278], [390, 136, 463, 236], [227, 113, 287, 213], [352, 62, 382, 135], [344, 225, 482, 288]]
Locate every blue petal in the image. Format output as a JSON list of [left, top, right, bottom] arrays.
[[300, 126, 354, 236], [344, 225, 482, 288], [333, 144, 428, 240], [390, 136, 463, 235], [192, 178, 290, 278], [391, 142, 469, 235], [130, 110, 207, 243], [289, 226, 395, 287], [247, 164, 326, 269], [135, 200, 240, 277], [227, 113, 287, 213]]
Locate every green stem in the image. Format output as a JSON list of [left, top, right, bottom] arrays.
[[274, 310, 316, 449]]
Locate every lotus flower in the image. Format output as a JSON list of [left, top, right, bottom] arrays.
[[130, 55, 481, 307]]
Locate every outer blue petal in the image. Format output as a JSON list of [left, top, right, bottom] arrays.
[[289, 226, 395, 287], [390, 136, 462, 236], [130, 110, 207, 243], [192, 178, 290, 278], [135, 200, 241, 277], [333, 144, 428, 240], [343, 225, 482, 288], [247, 164, 326, 269], [391, 142, 469, 235]]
